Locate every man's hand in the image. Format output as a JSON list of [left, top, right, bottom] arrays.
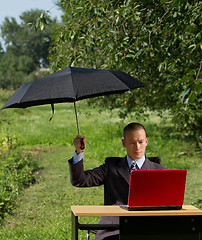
[[73, 135, 86, 154]]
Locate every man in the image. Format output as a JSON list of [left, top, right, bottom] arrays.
[[68, 122, 167, 240]]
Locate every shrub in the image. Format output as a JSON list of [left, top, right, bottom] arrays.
[[0, 149, 39, 224]]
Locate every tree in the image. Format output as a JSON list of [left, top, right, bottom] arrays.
[[0, 9, 57, 89], [50, 0, 201, 143], [0, 42, 3, 56]]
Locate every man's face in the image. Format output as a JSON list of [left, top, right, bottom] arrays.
[[122, 129, 148, 161]]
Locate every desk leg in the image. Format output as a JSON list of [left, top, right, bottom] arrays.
[[120, 216, 202, 240], [71, 211, 78, 240]]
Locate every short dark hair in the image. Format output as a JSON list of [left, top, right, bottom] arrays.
[[123, 122, 146, 139]]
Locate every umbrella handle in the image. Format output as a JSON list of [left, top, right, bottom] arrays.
[[74, 101, 80, 135], [74, 102, 85, 150]]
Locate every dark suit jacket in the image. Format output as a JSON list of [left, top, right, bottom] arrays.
[[68, 156, 167, 240]]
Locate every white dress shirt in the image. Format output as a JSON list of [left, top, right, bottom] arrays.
[[127, 154, 145, 170]]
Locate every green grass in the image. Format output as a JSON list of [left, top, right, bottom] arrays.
[[0, 146, 102, 239], [0, 99, 201, 239]]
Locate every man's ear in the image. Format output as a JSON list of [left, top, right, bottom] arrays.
[[122, 139, 126, 148], [146, 137, 148, 146]]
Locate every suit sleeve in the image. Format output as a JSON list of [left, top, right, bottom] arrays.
[[68, 158, 107, 187]]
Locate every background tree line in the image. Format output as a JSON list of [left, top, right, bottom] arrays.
[[0, 9, 57, 89], [0, 0, 201, 145]]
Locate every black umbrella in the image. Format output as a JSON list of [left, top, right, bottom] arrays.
[[1, 66, 146, 134]]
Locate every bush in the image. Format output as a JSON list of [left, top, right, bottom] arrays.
[[0, 149, 39, 224], [0, 88, 13, 103]]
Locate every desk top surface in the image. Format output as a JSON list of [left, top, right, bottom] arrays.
[[71, 205, 202, 217]]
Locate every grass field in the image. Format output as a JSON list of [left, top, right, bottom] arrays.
[[0, 98, 201, 239]]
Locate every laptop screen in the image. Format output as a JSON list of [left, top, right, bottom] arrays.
[[128, 170, 187, 207]]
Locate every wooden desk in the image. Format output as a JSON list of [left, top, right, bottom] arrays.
[[71, 205, 202, 240]]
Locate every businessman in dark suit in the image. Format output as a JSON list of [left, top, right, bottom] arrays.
[[68, 122, 167, 240]]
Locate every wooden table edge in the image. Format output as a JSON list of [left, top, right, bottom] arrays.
[[71, 205, 202, 217]]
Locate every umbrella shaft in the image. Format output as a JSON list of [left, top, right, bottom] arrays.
[[74, 101, 80, 135]]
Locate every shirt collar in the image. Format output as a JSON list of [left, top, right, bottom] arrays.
[[127, 155, 145, 170]]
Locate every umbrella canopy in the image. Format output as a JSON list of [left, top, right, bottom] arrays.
[[1, 66, 146, 133]]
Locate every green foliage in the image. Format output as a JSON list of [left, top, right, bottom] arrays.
[[0, 148, 39, 224], [49, 0, 202, 143], [171, 65, 202, 145], [0, 9, 58, 89], [0, 99, 40, 223], [33, 12, 52, 31], [0, 89, 13, 104]]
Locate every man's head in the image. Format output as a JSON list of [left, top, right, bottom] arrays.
[[122, 123, 148, 161]]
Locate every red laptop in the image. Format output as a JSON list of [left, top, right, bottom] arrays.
[[121, 169, 187, 211]]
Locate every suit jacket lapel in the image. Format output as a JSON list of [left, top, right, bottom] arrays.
[[141, 157, 153, 170], [117, 156, 130, 184], [116, 156, 155, 183]]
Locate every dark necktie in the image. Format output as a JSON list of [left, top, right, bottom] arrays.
[[130, 162, 139, 173]]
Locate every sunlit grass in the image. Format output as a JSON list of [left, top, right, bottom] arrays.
[[0, 97, 201, 239]]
